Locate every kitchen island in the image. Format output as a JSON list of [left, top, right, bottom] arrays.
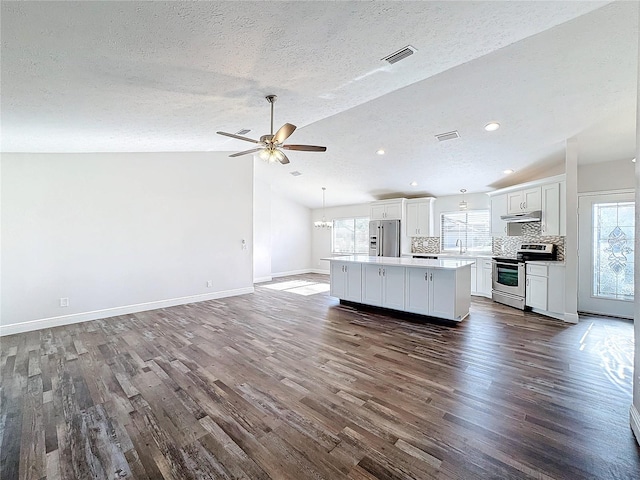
[[325, 255, 474, 321]]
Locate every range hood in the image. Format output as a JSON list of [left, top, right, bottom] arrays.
[[500, 210, 542, 223]]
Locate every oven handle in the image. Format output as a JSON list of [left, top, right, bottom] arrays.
[[493, 261, 524, 268]]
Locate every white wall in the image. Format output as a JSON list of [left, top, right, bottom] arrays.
[[311, 203, 371, 273], [270, 190, 312, 276], [253, 175, 272, 282], [1, 152, 254, 333], [432, 193, 490, 236], [579, 158, 636, 192]]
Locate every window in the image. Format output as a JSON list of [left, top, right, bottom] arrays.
[[441, 210, 491, 253], [332, 217, 370, 254], [592, 201, 634, 301]]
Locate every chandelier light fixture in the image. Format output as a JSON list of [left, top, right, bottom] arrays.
[[459, 189, 468, 210], [314, 187, 332, 228]]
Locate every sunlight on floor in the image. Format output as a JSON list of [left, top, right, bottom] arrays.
[[262, 280, 330, 296]]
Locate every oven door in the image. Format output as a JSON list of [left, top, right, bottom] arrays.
[[492, 260, 525, 297]]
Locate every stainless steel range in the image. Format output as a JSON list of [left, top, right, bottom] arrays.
[[492, 243, 557, 310]]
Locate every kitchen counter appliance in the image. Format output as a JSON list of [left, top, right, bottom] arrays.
[[492, 243, 557, 309]]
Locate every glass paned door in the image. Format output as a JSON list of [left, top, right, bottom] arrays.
[[592, 202, 634, 301], [579, 193, 634, 318]]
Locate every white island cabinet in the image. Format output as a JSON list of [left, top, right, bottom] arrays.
[[325, 256, 473, 322]]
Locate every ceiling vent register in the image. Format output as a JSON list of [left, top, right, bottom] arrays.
[[435, 131, 460, 142], [382, 45, 417, 65]]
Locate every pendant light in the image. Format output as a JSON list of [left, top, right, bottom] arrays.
[[459, 189, 468, 210], [314, 187, 332, 228]]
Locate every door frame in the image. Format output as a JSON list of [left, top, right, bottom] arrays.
[[578, 189, 635, 319]]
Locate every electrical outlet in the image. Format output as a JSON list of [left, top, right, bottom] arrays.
[[59, 297, 69, 307], [206, 280, 213, 288]]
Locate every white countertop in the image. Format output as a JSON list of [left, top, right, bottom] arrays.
[[324, 255, 475, 270], [525, 260, 566, 266]]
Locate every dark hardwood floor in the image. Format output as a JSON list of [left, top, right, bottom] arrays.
[[1, 273, 639, 479]]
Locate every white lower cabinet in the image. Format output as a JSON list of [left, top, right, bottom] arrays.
[[404, 267, 470, 320], [430, 269, 458, 319], [547, 264, 565, 315], [405, 268, 431, 315], [362, 264, 405, 309], [330, 262, 362, 302], [480, 259, 493, 297], [525, 264, 548, 310]]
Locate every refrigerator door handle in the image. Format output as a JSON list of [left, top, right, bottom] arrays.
[[379, 225, 384, 256]]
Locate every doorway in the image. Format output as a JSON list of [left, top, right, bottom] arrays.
[[578, 192, 634, 319]]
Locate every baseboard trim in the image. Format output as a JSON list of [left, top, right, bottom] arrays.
[[0, 286, 255, 337], [310, 269, 330, 275], [271, 269, 313, 278], [531, 308, 565, 321], [630, 404, 640, 446], [253, 276, 273, 283], [564, 312, 580, 324]]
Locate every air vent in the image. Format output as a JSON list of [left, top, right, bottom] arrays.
[[382, 45, 417, 65], [435, 130, 460, 142], [290, 171, 302, 177], [236, 129, 251, 135]]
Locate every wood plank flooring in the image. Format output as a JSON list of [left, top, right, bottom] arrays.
[[1, 273, 639, 479]]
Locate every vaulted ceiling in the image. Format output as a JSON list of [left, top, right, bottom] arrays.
[[2, 1, 638, 208]]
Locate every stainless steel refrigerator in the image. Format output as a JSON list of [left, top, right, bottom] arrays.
[[369, 220, 401, 257]]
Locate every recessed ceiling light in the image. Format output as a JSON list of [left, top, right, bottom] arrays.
[[484, 122, 500, 132], [410, 181, 418, 187], [376, 149, 385, 155], [503, 169, 514, 174], [633, 158, 636, 163]]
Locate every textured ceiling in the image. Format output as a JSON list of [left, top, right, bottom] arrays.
[[1, 1, 638, 208]]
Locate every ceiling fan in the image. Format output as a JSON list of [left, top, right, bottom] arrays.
[[217, 95, 327, 165]]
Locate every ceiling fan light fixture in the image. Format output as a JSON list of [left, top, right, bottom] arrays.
[[258, 147, 283, 163]]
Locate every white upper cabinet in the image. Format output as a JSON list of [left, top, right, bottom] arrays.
[[405, 198, 434, 236], [541, 183, 561, 235], [490, 193, 508, 237], [507, 187, 541, 214], [370, 199, 405, 220]]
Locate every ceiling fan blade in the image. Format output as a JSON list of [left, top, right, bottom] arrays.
[[217, 131, 260, 143], [229, 147, 263, 157], [282, 144, 327, 152], [273, 123, 297, 144], [277, 151, 290, 165]]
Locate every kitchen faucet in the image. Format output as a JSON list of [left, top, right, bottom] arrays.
[[455, 239, 466, 255]]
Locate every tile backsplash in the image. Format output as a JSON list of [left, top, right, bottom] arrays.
[[410, 223, 565, 261], [492, 222, 565, 261], [411, 237, 440, 253]]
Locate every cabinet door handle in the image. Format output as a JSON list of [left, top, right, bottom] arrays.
[[378, 267, 381, 276], [526, 278, 530, 286], [504, 225, 507, 233], [382, 268, 385, 276], [523, 202, 527, 210], [430, 273, 433, 281], [425, 273, 428, 281], [344, 266, 347, 272]]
